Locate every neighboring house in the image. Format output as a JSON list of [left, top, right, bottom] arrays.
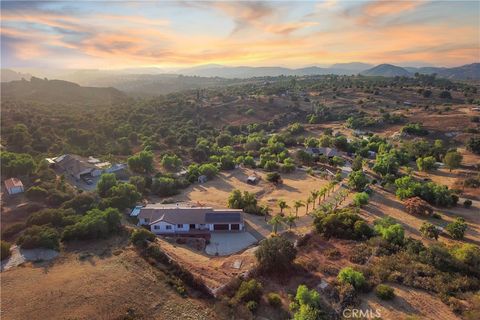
[[50, 154, 125, 180], [305, 147, 339, 158], [137, 205, 244, 236], [4, 178, 24, 195]]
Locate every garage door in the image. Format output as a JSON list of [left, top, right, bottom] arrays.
[[213, 224, 229, 230], [230, 224, 240, 230]]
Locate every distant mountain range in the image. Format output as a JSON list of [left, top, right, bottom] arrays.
[[1, 77, 127, 105], [177, 62, 374, 78], [361, 63, 480, 80]]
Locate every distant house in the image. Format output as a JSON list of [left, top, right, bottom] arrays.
[[4, 178, 24, 195], [137, 205, 244, 236], [367, 150, 377, 159], [198, 175, 208, 184], [50, 154, 125, 180], [305, 147, 339, 158]]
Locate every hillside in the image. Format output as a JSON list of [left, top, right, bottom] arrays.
[[1, 77, 127, 105], [1, 69, 32, 82], [416, 63, 480, 80], [361, 64, 412, 77]]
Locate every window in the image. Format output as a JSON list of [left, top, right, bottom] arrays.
[[154, 225, 160, 230], [166, 225, 172, 230], [177, 224, 183, 228]]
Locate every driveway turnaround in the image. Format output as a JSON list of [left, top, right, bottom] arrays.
[[206, 232, 258, 256]]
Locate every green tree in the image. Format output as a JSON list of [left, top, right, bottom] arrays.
[[161, 154, 182, 171], [17, 226, 60, 250], [128, 150, 154, 174], [348, 171, 369, 191], [97, 173, 118, 197], [284, 214, 298, 229], [293, 200, 305, 217], [104, 183, 141, 210], [0, 152, 35, 177], [1, 241, 12, 261], [268, 215, 285, 234], [278, 199, 289, 214], [420, 222, 440, 240], [416, 156, 437, 171], [445, 217, 467, 239], [337, 267, 366, 290], [255, 236, 296, 272], [353, 192, 369, 207], [444, 151, 462, 172], [374, 217, 405, 246]]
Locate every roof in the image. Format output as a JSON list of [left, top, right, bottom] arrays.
[[55, 154, 97, 176], [4, 178, 23, 189], [139, 205, 243, 225]]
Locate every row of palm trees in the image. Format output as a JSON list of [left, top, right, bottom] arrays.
[[267, 180, 342, 234]]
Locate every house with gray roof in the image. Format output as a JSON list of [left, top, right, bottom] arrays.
[[305, 147, 339, 158], [137, 204, 244, 236]]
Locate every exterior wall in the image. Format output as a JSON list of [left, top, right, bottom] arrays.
[[150, 221, 192, 234]]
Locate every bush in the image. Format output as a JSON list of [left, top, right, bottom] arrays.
[[445, 217, 467, 239], [235, 279, 263, 303], [420, 222, 440, 240], [314, 208, 372, 240], [17, 225, 60, 250], [375, 284, 395, 300], [266, 172, 282, 184], [404, 197, 433, 216], [3, 223, 26, 239], [348, 171, 369, 191], [246, 300, 258, 312], [131, 228, 155, 246], [25, 186, 48, 201], [62, 208, 122, 241], [267, 292, 282, 307], [255, 236, 296, 273], [374, 217, 404, 246], [62, 193, 95, 214], [464, 199, 473, 208], [1, 241, 12, 261], [338, 267, 366, 290], [353, 192, 369, 207], [27, 208, 76, 228]]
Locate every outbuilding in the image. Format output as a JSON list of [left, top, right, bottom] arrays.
[[4, 178, 24, 195]]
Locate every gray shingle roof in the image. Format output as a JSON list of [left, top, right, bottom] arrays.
[[139, 206, 243, 225]]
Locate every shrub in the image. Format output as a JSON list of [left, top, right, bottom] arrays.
[[338, 267, 366, 290], [266, 172, 282, 184], [374, 217, 404, 246], [62, 193, 95, 214], [1, 241, 12, 261], [26, 208, 76, 228], [267, 292, 282, 307], [130, 228, 155, 246], [464, 199, 473, 208], [314, 208, 372, 240], [353, 192, 369, 207], [62, 208, 122, 241], [445, 217, 467, 239], [17, 225, 60, 250], [450, 244, 480, 271], [235, 279, 263, 303], [420, 222, 440, 240], [151, 177, 179, 197], [348, 171, 369, 191], [2, 223, 26, 239], [404, 197, 433, 216], [375, 284, 395, 300], [255, 236, 296, 273], [246, 300, 258, 312], [25, 186, 48, 201]]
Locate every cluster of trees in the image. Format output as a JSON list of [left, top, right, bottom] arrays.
[[313, 208, 373, 240], [395, 176, 458, 206]]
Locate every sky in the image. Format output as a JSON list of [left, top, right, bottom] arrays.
[[1, 0, 479, 70]]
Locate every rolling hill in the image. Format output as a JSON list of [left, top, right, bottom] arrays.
[[360, 64, 412, 77], [1, 77, 127, 105], [1, 69, 32, 82]]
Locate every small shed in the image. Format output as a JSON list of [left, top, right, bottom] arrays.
[[198, 175, 208, 184], [4, 178, 24, 195]]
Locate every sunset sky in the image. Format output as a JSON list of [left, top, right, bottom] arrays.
[[1, 0, 479, 69]]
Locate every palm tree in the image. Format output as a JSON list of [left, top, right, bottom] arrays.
[[318, 188, 326, 205], [268, 214, 285, 235], [293, 200, 305, 217], [284, 214, 298, 230], [306, 197, 313, 214], [310, 190, 319, 210], [278, 199, 289, 215], [261, 205, 270, 222]]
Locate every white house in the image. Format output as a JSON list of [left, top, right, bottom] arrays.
[[4, 178, 24, 195], [137, 205, 244, 236]]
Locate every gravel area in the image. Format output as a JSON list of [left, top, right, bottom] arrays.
[[1, 245, 59, 271], [206, 232, 257, 256]]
